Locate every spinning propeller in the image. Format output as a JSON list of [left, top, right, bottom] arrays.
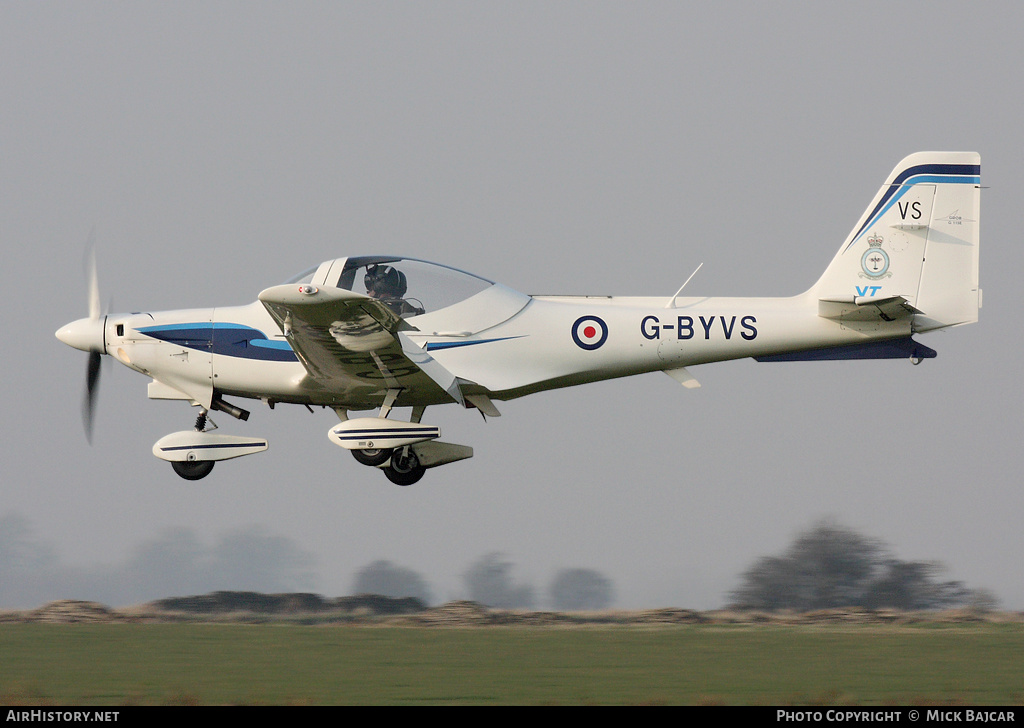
[[55, 239, 107, 442]]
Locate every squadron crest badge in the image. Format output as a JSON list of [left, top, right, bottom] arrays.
[[860, 233, 892, 279]]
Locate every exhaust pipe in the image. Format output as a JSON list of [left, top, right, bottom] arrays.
[[211, 396, 250, 421]]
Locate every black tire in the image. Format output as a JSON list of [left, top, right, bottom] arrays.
[[383, 448, 425, 486], [383, 463, 425, 486], [351, 448, 392, 467], [171, 460, 215, 481]]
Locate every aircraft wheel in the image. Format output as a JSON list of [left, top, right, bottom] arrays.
[[171, 460, 215, 481], [383, 448, 425, 486], [384, 465, 425, 486], [351, 448, 392, 467]]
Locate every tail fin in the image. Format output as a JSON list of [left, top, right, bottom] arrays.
[[811, 152, 981, 331]]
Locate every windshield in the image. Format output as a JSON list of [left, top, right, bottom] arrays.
[[283, 265, 319, 285], [337, 256, 493, 316]]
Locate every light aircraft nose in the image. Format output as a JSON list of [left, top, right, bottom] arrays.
[[55, 317, 105, 354]]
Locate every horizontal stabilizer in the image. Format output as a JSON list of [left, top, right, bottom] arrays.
[[819, 296, 922, 322], [755, 337, 936, 362]]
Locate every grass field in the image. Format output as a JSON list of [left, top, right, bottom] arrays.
[[1, 623, 1022, 705]]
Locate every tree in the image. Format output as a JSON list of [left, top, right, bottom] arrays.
[[203, 526, 318, 595], [463, 552, 534, 609], [966, 588, 1001, 613], [731, 522, 884, 610], [0, 513, 58, 607], [352, 560, 433, 604], [861, 559, 970, 610], [549, 568, 613, 610], [729, 521, 981, 611]]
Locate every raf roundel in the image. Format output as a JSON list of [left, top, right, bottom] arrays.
[[571, 315, 608, 350]]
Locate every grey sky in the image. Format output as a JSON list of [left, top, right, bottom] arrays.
[[3, 1, 1022, 609]]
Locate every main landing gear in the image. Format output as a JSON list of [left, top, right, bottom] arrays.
[[351, 448, 392, 467], [348, 441, 473, 486], [348, 442, 430, 485], [381, 447, 426, 486], [332, 401, 473, 486]]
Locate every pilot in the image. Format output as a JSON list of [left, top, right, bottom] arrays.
[[363, 264, 424, 316]]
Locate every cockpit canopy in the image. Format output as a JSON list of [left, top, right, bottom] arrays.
[[287, 257, 492, 314], [286, 256, 529, 334]]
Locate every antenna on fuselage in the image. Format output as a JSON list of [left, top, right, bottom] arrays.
[[665, 263, 703, 308]]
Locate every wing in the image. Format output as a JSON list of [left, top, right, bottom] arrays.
[[258, 284, 464, 407]]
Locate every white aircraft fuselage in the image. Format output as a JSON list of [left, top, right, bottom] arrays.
[[56, 151, 981, 484]]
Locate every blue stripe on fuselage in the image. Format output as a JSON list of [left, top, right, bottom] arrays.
[[138, 323, 297, 362], [425, 336, 524, 351]]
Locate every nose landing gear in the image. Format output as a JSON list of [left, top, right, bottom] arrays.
[[172, 459, 215, 481], [153, 406, 268, 481]]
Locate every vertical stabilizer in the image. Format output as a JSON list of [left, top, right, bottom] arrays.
[[810, 152, 981, 331]]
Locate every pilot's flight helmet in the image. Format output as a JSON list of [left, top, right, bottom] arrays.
[[364, 264, 408, 298]]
